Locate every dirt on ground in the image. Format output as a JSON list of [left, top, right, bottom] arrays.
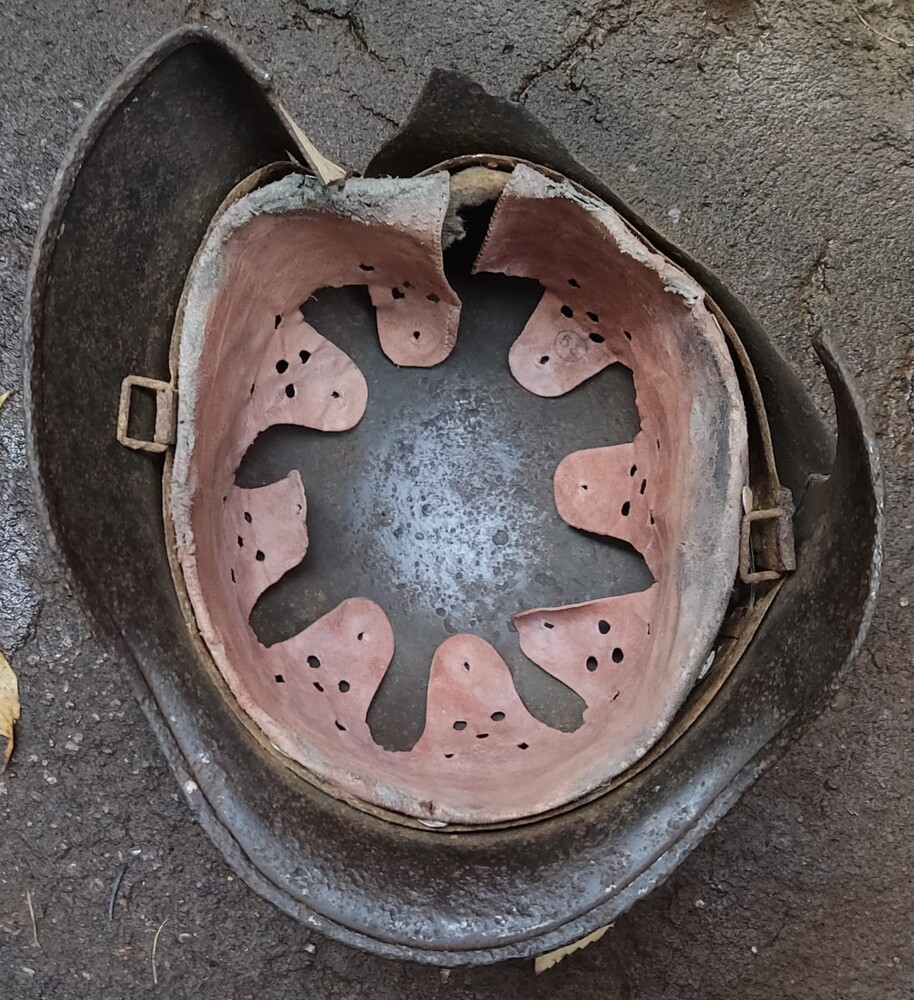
[[1, 1, 912, 997]]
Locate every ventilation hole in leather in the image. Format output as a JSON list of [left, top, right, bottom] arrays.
[[413, 330, 421, 340], [586, 311, 599, 322], [612, 690, 621, 701], [339, 680, 350, 692], [560, 304, 574, 318], [275, 674, 284, 683], [331, 390, 341, 399], [580, 483, 588, 490], [285, 384, 295, 398], [463, 661, 471, 671], [335, 720, 347, 731], [612, 648, 624, 663], [586, 655, 598, 672], [255, 550, 265, 562], [543, 621, 554, 629], [476, 732, 489, 739], [539, 355, 549, 364], [640, 479, 647, 495], [491, 711, 505, 722], [568, 277, 580, 287], [299, 349, 311, 364], [249, 383, 255, 395], [589, 332, 604, 343], [274, 314, 282, 328], [453, 720, 467, 731], [621, 501, 631, 517], [649, 510, 656, 525], [357, 632, 366, 641], [314, 681, 324, 692], [230, 569, 235, 583], [359, 263, 374, 271], [243, 511, 252, 523], [598, 619, 610, 634], [236, 535, 244, 547], [307, 655, 321, 668], [392, 287, 405, 299], [427, 292, 440, 302], [276, 359, 288, 374], [624, 329, 633, 340], [518, 742, 529, 750], [630, 465, 637, 476], [444, 752, 454, 758]]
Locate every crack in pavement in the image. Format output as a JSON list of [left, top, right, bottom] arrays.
[[293, 0, 388, 64], [512, 0, 631, 102], [347, 92, 399, 128], [794, 238, 833, 339]]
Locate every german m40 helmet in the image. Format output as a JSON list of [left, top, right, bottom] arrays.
[[26, 28, 881, 964]]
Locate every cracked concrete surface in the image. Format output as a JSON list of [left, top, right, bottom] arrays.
[[1, 0, 913, 997], [512, 0, 632, 100]]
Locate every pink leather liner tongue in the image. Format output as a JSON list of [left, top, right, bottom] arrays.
[[369, 280, 456, 367], [507, 290, 621, 397], [553, 439, 666, 577], [225, 474, 309, 620], [248, 313, 368, 436], [513, 588, 659, 710], [412, 634, 557, 759], [272, 597, 395, 747]]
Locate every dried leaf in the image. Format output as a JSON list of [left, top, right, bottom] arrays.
[[0, 651, 21, 771], [533, 924, 611, 974]]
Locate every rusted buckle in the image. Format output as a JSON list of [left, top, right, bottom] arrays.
[[739, 486, 796, 584], [116, 375, 176, 453]]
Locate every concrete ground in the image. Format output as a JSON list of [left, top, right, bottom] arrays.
[[1, 0, 912, 997]]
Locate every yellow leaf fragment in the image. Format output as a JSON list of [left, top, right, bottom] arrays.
[[0, 389, 10, 410], [0, 651, 21, 771], [533, 923, 612, 975]]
